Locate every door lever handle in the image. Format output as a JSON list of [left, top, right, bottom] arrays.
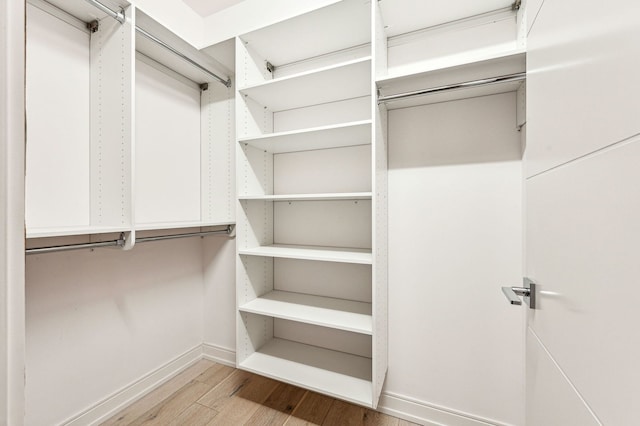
[[501, 278, 537, 309]]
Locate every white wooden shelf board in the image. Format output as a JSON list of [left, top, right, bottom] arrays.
[[26, 225, 131, 239], [240, 338, 373, 407], [239, 57, 371, 111], [239, 244, 372, 265], [238, 120, 372, 153], [240, 291, 372, 335], [379, 0, 514, 38], [239, 0, 371, 66], [378, 48, 525, 86], [238, 192, 372, 202], [377, 50, 525, 110], [135, 221, 234, 231]]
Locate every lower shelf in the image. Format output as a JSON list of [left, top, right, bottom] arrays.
[[239, 338, 373, 407]]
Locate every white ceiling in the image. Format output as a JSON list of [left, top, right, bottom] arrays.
[[181, 0, 246, 17]]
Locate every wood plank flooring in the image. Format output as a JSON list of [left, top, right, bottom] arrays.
[[102, 360, 419, 426]]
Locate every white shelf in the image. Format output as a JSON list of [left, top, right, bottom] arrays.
[[239, 244, 372, 265], [26, 225, 131, 239], [240, 291, 372, 335], [239, 57, 371, 111], [239, 0, 370, 67], [377, 50, 525, 109], [135, 221, 234, 232], [240, 338, 373, 407], [238, 120, 372, 154], [238, 192, 372, 202]]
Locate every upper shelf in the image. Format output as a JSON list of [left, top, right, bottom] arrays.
[[239, 0, 370, 67], [377, 50, 526, 109], [238, 120, 371, 154], [379, 0, 514, 37], [239, 57, 371, 112], [26, 225, 131, 239]]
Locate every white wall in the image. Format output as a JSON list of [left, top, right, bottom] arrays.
[[25, 239, 204, 426], [1, 0, 26, 423], [384, 92, 524, 425]]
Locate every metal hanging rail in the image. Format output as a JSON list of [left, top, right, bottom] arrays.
[[135, 27, 232, 88], [25, 225, 235, 255], [85, 0, 125, 23], [377, 72, 526, 104], [82, 0, 231, 88]]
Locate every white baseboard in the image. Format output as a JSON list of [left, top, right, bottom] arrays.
[[61, 345, 509, 426], [202, 342, 236, 367], [62, 345, 203, 426], [378, 392, 510, 426]]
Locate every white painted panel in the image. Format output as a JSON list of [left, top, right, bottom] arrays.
[[203, 237, 236, 352], [526, 329, 599, 426], [526, 137, 640, 425], [525, 0, 640, 177], [25, 239, 204, 426], [135, 59, 201, 225], [201, 81, 235, 225], [25, 5, 91, 229], [525, 0, 544, 35], [274, 145, 371, 194], [90, 9, 134, 228], [274, 258, 372, 303], [1, 0, 26, 422], [274, 200, 372, 249], [387, 93, 524, 425]]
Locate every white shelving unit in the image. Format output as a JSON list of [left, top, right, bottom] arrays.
[[235, 0, 387, 408], [25, 0, 235, 245]]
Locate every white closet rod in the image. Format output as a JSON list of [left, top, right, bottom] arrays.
[[377, 72, 526, 104], [25, 225, 235, 255], [82, 0, 232, 88]]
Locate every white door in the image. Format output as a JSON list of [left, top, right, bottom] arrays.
[[522, 0, 640, 424]]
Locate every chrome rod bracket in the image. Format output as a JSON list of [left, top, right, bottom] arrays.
[[501, 278, 537, 309]]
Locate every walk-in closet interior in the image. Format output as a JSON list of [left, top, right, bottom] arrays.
[[3, 0, 635, 424]]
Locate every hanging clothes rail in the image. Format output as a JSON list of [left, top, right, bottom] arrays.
[[85, 0, 125, 23], [25, 225, 235, 255], [377, 72, 526, 104], [82, 0, 231, 87]]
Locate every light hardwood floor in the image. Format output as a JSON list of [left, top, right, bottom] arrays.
[[101, 360, 418, 426]]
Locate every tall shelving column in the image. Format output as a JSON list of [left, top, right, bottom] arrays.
[[234, 0, 387, 408]]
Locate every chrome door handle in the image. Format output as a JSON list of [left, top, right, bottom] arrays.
[[501, 278, 537, 309]]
